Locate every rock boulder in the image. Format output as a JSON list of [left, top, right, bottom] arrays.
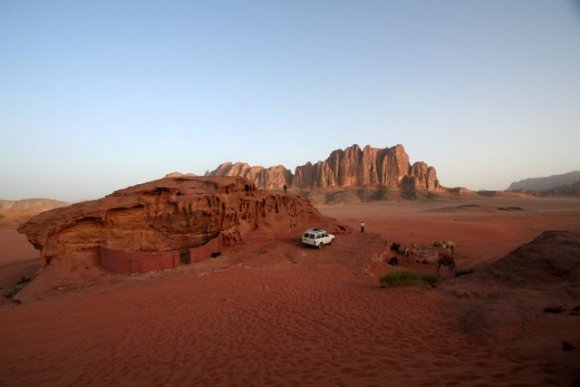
[[17, 176, 328, 295]]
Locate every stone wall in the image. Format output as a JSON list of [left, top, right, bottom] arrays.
[[187, 234, 222, 263], [99, 247, 179, 274], [99, 234, 222, 274]]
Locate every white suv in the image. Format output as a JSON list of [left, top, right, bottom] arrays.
[[302, 228, 335, 249]]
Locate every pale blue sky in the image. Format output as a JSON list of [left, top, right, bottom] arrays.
[[1, 0, 579, 202]]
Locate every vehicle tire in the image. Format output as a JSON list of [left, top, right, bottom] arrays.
[[317, 243, 323, 249]]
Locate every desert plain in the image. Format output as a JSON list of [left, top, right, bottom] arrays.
[[1, 195, 580, 386]]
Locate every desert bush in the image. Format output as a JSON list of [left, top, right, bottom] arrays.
[[379, 269, 439, 288]]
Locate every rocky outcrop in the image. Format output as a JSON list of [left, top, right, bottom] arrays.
[[18, 176, 326, 282], [208, 163, 292, 190], [440, 230, 580, 363], [405, 161, 439, 192], [207, 144, 442, 195], [293, 144, 413, 189]]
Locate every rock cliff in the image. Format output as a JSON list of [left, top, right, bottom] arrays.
[[17, 176, 329, 293], [208, 144, 442, 195]]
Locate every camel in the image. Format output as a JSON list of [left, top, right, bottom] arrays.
[[443, 241, 456, 254], [433, 240, 456, 254], [390, 242, 401, 253], [403, 243, 419, 260], [436, 253, 456, 276]]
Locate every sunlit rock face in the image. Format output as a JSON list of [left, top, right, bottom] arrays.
[[208, 144, 442, 194]]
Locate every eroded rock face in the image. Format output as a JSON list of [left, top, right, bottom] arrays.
[[18, 176, 324, 274], [209, 163, 292, 190], [294, 144, 423, 189], [406, 162, 439, 192], [208, 144, 441, 194]]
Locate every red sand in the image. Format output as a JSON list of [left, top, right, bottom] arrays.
[[1, 196, 580, 386], [0, 230, 39, 295]]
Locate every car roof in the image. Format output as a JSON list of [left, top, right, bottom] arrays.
[[304, 228, 326, 233]]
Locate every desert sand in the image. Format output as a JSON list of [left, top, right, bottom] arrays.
[[1, 196, 580, 386]]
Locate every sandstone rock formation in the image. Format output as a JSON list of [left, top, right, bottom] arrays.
[[209, 163, 292, 190], [207, 144, 442, 196], [293, 144, 414, 189], [17, 176, 328, 291]]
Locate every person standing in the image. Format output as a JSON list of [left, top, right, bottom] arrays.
[[360, 221, 365, 233]]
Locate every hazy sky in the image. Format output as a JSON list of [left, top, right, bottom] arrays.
[[1, 0, 579, 202]]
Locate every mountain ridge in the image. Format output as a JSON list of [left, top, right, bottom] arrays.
[[207, 144, 443, 196], [508, 171, 580, 191]]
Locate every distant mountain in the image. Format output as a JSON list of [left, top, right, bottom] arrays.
[[207, 144, 444, 200], [208, 163, 291, 190], [164, 171, 197, 178], [0, 198, 69, 229], [507, 171, 580, 191]]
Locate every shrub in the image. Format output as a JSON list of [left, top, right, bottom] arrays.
[[379, 269, 439, 288]]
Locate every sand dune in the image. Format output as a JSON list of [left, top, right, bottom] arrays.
[[1, 196, 580, 386]]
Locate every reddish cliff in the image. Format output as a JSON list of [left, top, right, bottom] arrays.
[[208, 144, 442, 195], [17, 176, 328, 295], [293, 144, 432, 190]]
